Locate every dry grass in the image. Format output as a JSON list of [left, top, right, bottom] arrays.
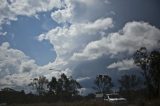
[[7, 101, 113, 106], [7, 98, 160, 106]]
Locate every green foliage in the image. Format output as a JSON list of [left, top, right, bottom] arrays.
[[47, 73, 81, 100], [93, 75, 113, 94], [0, 73, 82, 104], [29, 76, 48, 95], [133, 47, 160, 98], [119, 74, 140, 92], [118, 74, 141, 101], [47, 76, 57, 95]]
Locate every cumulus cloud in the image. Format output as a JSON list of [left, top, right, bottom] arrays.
[[0, 0, 62, 26], [38, 17, 113, 68], [0, 42, 69, 89], [0, 40, 79, 90], [36, 0, 114, 83], [107, 59, 137, 71], [0, 1, 113, 90], [2, 0, 159, 94], [72, 22, 160, 61], [51, 0, 111, 23], [0, 73, 32, 89], [51, 5, 72, 24], [0, 42, 38, 89]]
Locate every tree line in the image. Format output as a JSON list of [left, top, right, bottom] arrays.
[[28, 73, 82, 101], [0, 74, 83, 104], [93, 47, 160, 100], [0, 47, 160, 104]]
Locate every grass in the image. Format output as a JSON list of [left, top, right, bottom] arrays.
[[7, 101, 113, 106], [6, 98, 160, 106]]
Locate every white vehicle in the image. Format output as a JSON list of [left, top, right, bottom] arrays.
[[104, 93, 127, 104]]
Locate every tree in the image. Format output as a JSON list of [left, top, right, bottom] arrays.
[[47, 76, 58, 95], [118, 74, 140, 92], [29, 76, 48, 95], [47, 73, 81, 99], [149, 50, 160, 97], [93, 75, 113, 94], [133, 47, 160, 98]]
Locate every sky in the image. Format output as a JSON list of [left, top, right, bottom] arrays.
[[0, 0, 160, 95]]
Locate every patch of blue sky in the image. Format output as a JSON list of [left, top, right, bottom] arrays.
[[0, 11, 58, 65]]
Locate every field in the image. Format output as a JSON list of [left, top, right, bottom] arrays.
[[4, 99, 160, 106], [5, 101, 121, 106]]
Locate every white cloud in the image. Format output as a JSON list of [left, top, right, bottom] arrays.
[[2, 0, 159, 94], [0, 42, 62, 90], [0, 73, 32, 89], [38, 18, 113, 68], [0, 0, 62, 26], [0, 31, 7, 36], [72, 22, 160, 60], [9, 0, 62, 16], [51, 5, 72, 24], [0, 42, 68, 89], [107, 59, 136, 71], [0, 42, 38, 89], [51, 0, 111, 23], [79, 87, 94, 95], [0, 0, 113, 90], [77, 77, 91, 82]]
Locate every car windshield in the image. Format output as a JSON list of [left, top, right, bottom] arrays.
[[109, 94, 121, 98]]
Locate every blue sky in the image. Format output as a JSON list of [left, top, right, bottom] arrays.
[[0, 0, 160, 94], [0, 12, 58, 65]]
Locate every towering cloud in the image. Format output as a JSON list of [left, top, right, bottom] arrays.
[[38, 18, 113, 68], [72, 22, 160, 61]]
